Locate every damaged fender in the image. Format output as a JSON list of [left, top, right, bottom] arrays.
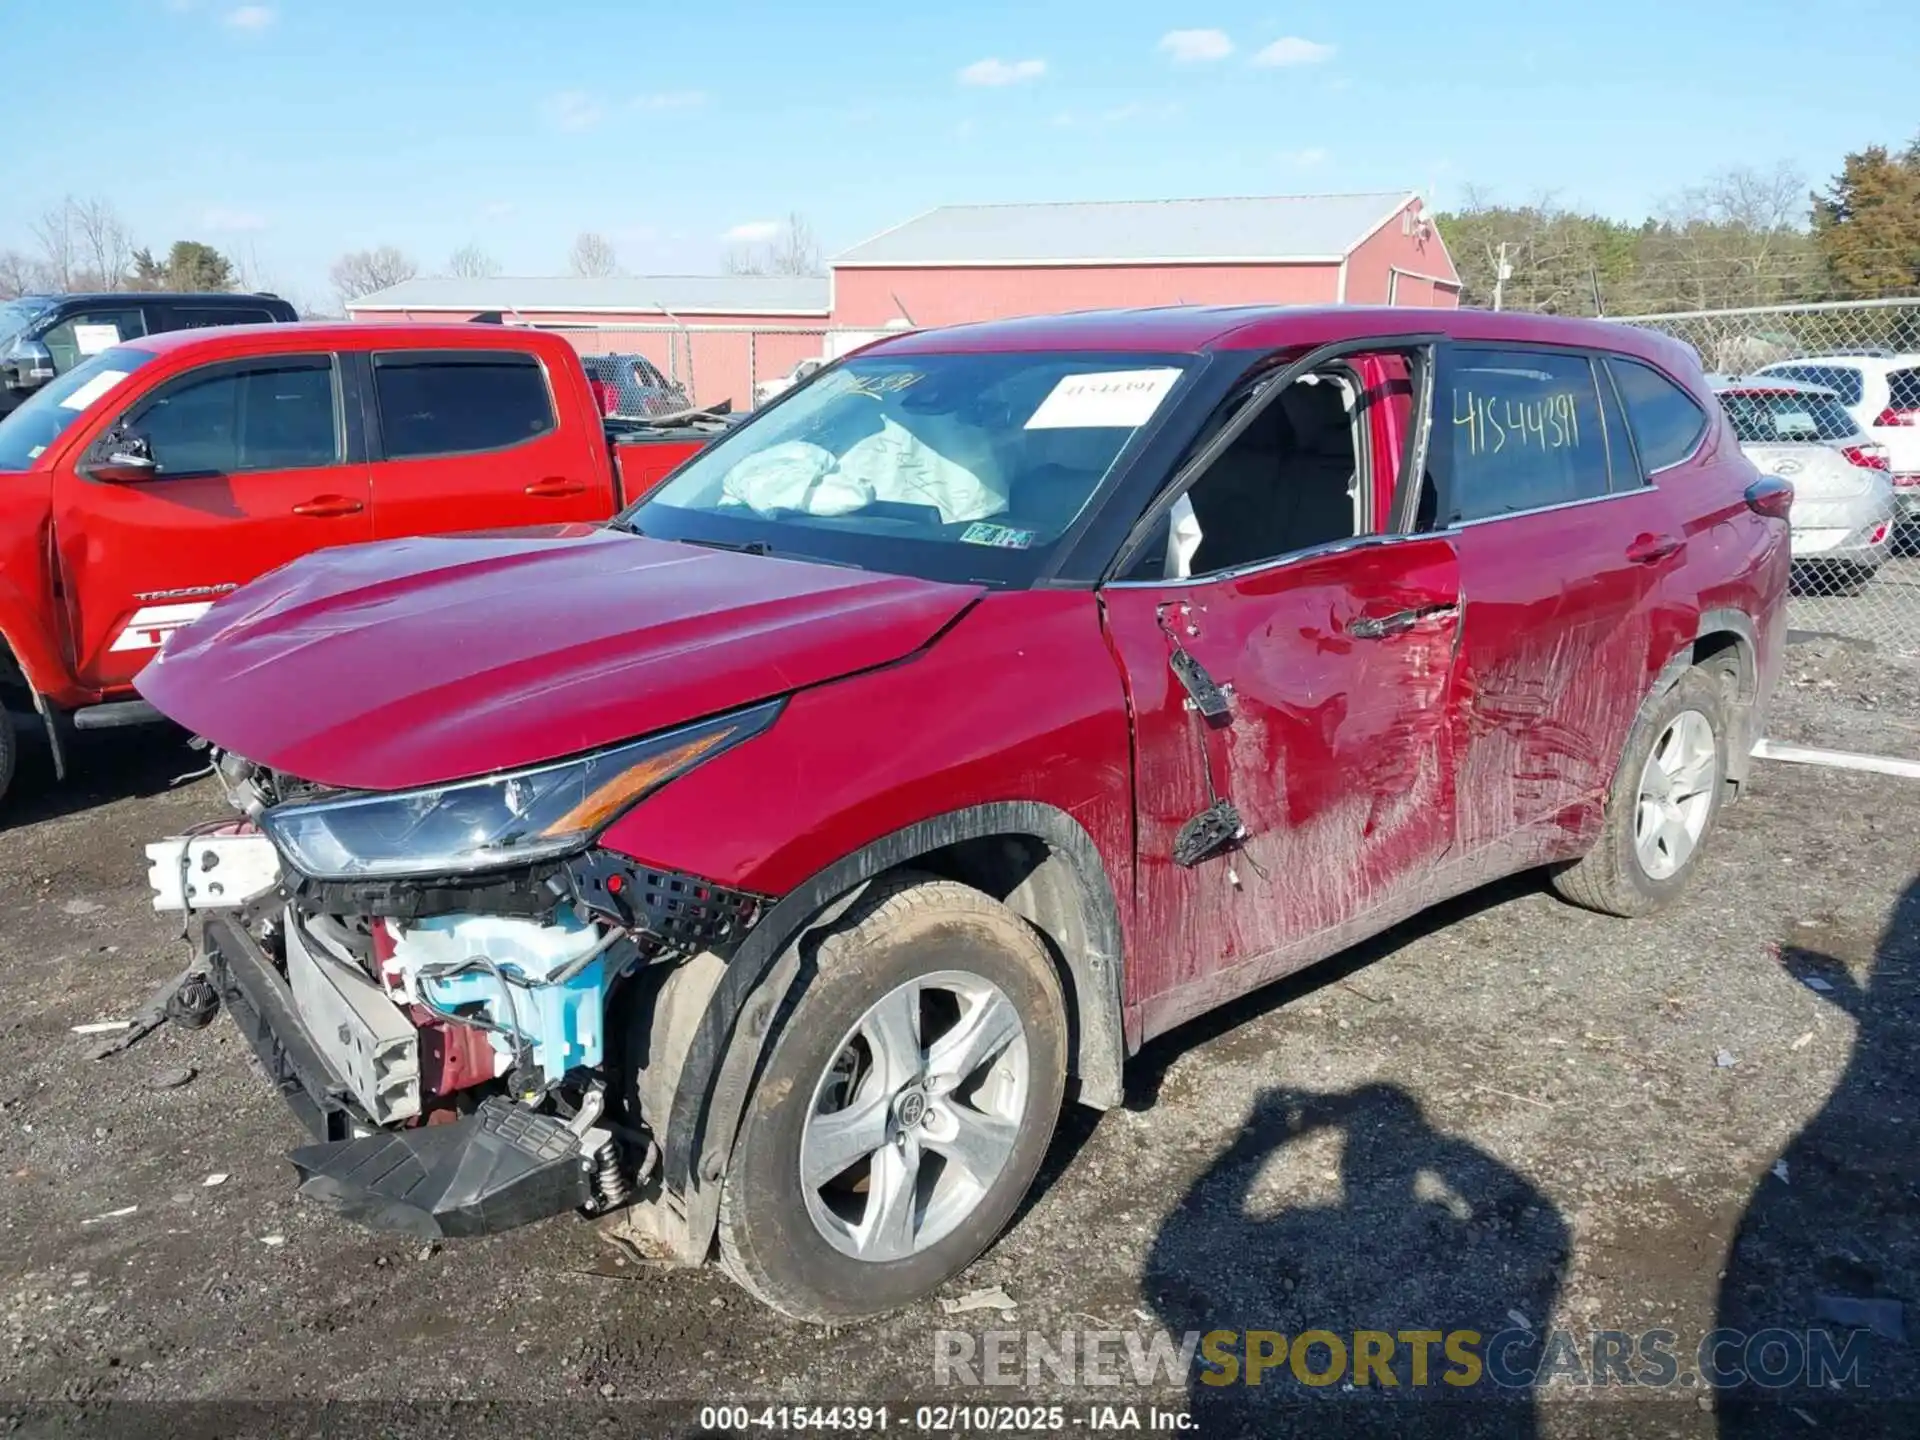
[[647, 801, 1127, 1264]]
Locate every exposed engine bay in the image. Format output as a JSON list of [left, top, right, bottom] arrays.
[[146, 747, 767, 1239]]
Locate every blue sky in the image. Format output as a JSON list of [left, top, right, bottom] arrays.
[[8, 0, 1915, 308]]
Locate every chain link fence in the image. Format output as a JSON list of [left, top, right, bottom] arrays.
[[528, 323, 843, 416], [1622, 298, 1920, 758]]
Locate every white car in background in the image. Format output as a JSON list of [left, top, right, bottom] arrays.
[[1714, 375, 1897, 592], [1752, 352, 1920, 519], [752, 356, 823, 408]]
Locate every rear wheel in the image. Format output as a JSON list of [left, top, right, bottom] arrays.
[[717, 875, 1067, 1322], [1551, 667, 1729, 917]]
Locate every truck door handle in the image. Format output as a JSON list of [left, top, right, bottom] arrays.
[[1627, 533, 1684, 564], [525, 477, 586, 498], [291, 495, 365, 518], [1347, 604, 1458, 640]]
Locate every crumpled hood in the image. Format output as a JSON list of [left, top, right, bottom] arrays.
[[138, 529, 981, 791]]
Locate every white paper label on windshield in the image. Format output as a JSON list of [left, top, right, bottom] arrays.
[[59, 369, 132, 411], [73, 323, 122, 355], [1025, 368, 1181, 430]]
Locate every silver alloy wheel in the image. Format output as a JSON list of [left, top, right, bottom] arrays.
[[799, 969, 1029, 1263], [1634, 708, 1717, 881]]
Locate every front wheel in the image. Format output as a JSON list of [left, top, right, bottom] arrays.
[[717, 875, 1068, 1322], [1551, 667, 1730, 917]]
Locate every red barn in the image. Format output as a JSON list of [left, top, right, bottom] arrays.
[[347, 191, 1459, 407], [830, 192, 1459, 327]]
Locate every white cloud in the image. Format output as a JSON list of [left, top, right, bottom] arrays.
[[479, 200, 518, 220], [1279, 147, 1330, 167], [634, 90, 707, 110], [722, 221, 781, 244], [224, 4, 274, 30], [1254, 37, 1336, 67], [544, 90, 604, 132], [201, 207, 268, 231], [1159, 29, 1232, 62], [958, 57, 1047, 87]]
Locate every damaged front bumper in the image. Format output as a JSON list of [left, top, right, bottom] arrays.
[[202, 912, 357, 1143], [182, 840, 769, 1241], [201, 914, 596, 1237]]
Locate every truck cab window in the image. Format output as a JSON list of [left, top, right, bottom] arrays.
[[129, 359, 340, 475], [373, 353, 556, 459]]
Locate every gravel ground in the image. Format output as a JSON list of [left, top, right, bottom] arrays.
[[1, 657, 1915, 1439]]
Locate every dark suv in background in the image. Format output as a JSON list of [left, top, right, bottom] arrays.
[[0, 290, 297, 417]]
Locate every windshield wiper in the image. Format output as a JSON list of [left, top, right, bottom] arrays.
[[679, 536, 775, 556]]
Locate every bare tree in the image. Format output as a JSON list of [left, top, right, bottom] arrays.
[[447, 244, 502, 279], [568, 232, 618, 278], [0, 251, 48, 299], [30, 202, 79, 292], [329, 246, 419, 306], [767, 212, 822, 277], [71, 198, 134, 290], [723, 213, 823, 277], [1652, 163, 1816, 310]]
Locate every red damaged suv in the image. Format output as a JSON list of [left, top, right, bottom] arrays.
[[139, 305, 1787, 1321]]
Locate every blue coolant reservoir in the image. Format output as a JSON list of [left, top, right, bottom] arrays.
[[389, 913, 611, 1083]]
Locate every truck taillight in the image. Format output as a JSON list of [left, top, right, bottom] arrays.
[[1745, 476, 1793, 520], [587, 377, 615, 416], [1841, 443, 1891, 470], [1873, 406, 1920, 428]]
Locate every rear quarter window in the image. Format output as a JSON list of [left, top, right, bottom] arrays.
[[1608, 358, 1709, 473], [171, 307, 279, 329]]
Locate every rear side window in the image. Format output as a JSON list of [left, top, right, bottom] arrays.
[[372, 352, 555, 459], [1432, 347, 1612, 525], [171, 306, 278, 329], [127, 357, 340, 475], [1608, 358, 1708, 473], [1718, 390, 1860, 444], [1765, 364, 1865, 407]]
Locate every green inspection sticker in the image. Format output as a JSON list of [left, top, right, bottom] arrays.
[[959, 521, 1037, 549]]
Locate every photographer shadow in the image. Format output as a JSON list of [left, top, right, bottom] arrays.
[[1717, 877, 1920, 1436], [1144, 1082, 1567, 1437]]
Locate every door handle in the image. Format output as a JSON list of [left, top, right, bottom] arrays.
[[1347, 603, 1458, 640], [291, 495, 365, 518], [1626, 533, 1685, 564], [525, 477, 586, 498]]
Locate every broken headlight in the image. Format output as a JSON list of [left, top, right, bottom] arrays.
[[260, 701, 781, 881]]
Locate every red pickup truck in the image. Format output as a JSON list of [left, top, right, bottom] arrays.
[[0, 322, 725, 806]]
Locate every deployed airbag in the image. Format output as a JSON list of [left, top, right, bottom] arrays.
[[721, 419, 1008, 525]]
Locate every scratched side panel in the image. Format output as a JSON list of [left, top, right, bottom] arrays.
[[1448, 487, 1679, 858]]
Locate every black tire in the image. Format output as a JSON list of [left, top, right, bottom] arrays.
[[0, 703, 15, 810], [717, 874, 1067, 1322], [1550, 667, 1730, 918]]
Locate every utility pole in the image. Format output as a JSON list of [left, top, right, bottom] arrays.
[[1492, 241, 1511, 313]]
